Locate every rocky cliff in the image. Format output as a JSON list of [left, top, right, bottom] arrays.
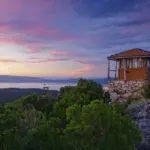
[[127, 100, 150, 150]]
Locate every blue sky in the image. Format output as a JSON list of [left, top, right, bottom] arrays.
[[0, 0, 150, 77]]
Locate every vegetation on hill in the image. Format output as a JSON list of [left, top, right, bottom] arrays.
[[0, 79, 141, 150], [0, 88, 58, 103]]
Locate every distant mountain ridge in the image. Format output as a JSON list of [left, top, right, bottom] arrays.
[[0, 88, 58, 103], [0, 75, 108, 85]]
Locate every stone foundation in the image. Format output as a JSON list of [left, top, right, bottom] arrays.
[[108, 80, 148, 102]]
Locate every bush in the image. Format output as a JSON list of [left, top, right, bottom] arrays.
[[144, 84, 150, 98], [64, 100, 141, 150]]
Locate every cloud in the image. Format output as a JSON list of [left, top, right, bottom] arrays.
[[50, 50, 71, 56], [0, 57, 70, 64], [0, 59, 21, 63], [25, 46, 41, 53], [117, 19, 150, 27], [70, 64, 94, 76], [26, 57, 70, 64], [0, 37, 25, 46], [27, 49, 102, 76], [0, 0, 150, 77], [72, 0, 139, 18], [49, 49, 106, 64], [49, 49, 107, 76]]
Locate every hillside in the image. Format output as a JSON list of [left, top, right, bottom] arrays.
[[0, 88, 58, 103]]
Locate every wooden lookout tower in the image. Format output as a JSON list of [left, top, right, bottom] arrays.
[[107, 48, 150, 81]]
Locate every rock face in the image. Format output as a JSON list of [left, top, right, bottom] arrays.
[[127, 100, 150, 150], [110, 92, 119, 102], [107, 80, 147, 102]]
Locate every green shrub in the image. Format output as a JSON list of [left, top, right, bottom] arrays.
[[144, 84, 150, 98], [64, 100, 142, 150]]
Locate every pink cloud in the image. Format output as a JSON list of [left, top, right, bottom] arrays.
[[21, 27, 58, 37], [50, 50, 71, 56], [0, 58, 21, 63], [48, 58, 69, 62], [0, 37, 22, 45], [52, 32, 102, 45], [25, 46, 41, 53], [70, 64, 94, 76], [49, 50, 102, 67], [28, 58, 69, 63], [20, 0, 55, 23], [0, 34, 41, 54], [0, 0, 54, 21], [0, 36, 29, 48], [0, 58, 68, 64], [0, 37, 14, 43], [0, 25, 11, 33], [0, 1, 21, 18], [26, 57, 70, 64], [0, 57, 101, 77]]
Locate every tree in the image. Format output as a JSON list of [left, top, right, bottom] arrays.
[[0, 79, 142, 150], [64, 100, 142, 150], [24, 116, 74, 150], [54, 79, 107, 115], [23, 93, 56, 117]]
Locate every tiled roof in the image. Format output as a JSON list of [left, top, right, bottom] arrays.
[[108, 48, 150, 60]]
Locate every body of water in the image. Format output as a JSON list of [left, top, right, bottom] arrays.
[[0, 82, 107, 90], [0, 82, 77, 90]]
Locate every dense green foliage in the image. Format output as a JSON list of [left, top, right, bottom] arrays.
[[0, 79, 141, 150], [144, 84, 150, 98]]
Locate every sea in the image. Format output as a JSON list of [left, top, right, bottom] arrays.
[[0, 82, 107, 90]]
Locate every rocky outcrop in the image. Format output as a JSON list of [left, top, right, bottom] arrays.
[[127, 100, 150, 150], [107, 80, 147, 102], [106, 80, 150, 149]]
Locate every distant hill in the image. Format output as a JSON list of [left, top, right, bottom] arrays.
[[0, 88, 58, 103], [0, 75, 108, 85], [0, 75, 43, 82]]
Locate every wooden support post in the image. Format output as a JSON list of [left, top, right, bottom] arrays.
[[122, 59, 126, 81], [108, 60, 110, 80], [124, 68, 126, 81], [124, 60, 127, 81], [115, 61, 117, 80]]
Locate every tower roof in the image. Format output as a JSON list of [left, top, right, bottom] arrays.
[[108, 48, 150, 60]]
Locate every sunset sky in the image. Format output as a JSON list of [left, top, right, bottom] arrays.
[[0, 0, 150, 78]]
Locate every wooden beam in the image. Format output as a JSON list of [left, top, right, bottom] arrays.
[[144, 58, 147, 68], [124, 68, 126, 81], [115, 61, 117, 80], [119, 60, 121, 69], [108, 60, 110, 80], [110, 70, 117, 72]]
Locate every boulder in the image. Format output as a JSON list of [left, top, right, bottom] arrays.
[[118, 99, 126, 104], [132, 92, 143, 100], [110, 92, 119, 102], [122, 93, 132, 99]]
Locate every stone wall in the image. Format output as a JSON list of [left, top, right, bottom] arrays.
[[108, 80, 147, 102]]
